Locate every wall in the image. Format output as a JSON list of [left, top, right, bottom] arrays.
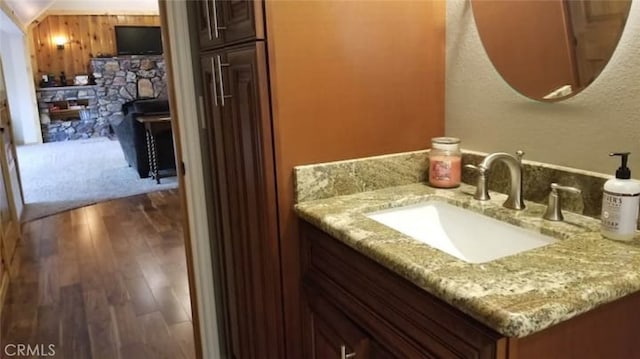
[[0, 8, 41, 145], [446, 0, 640, 176], [29, 14, 160, 83], [266, 1, 445, 357]]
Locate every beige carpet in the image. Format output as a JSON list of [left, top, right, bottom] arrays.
[[17, 137, 178, 222]]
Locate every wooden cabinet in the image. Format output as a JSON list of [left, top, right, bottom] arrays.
[[189, 1, 447, 357], [196, 0, 224, 49], [306, 293, 371, 359], [301, 220, 640, 359], [196, 0, 264, 50], [199, 42, 282, 358], [301, 221, 503, 359], [194, 1, 281, 357]]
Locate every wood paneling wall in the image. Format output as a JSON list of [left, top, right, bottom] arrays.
[[29, 15, 160, 84]]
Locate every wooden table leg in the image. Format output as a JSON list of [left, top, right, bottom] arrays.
[[145, 129, 159, 184], [149, 131, 160, 184]]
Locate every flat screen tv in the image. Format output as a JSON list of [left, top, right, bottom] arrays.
[[115, 26, 163, 55]]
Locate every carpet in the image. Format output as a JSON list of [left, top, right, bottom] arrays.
[[17, 137, 178, 222]]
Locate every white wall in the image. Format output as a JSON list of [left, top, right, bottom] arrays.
[[0, 6, 41, 145], [0, 32, 42, 144], [446, 0, 640, 176]]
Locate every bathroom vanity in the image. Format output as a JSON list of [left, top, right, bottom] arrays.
[[295, 150, 640, 358]]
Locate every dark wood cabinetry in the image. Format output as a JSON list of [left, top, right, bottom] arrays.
[[199, 38, 282, 359], [190, 1, 448, 357], [301, 220, 506, 359], [194, 0, 282, 357], [193, 0, 284, 352], [197, 0, 264, 50], [306, 293, 371, 359], [301, 220, 640, 359]]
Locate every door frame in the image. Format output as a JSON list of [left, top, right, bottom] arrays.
[[159, 1, 222, 358]]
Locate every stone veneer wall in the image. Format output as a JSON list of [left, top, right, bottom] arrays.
[[36, 85, 102, 142], [90, 55, 167, 128]]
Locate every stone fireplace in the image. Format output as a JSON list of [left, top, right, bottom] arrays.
[[36, 56, 167, 143], [90, 55, 167, 130], [36, 85, 102, 142], [36, 55, 167, 142]]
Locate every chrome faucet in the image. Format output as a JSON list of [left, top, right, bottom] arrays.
[[465, 150, 526, 210]]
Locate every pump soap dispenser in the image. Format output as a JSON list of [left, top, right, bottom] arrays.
[[601, 152, 640, 241]]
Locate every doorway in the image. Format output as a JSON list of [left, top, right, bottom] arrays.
[[0, 2, 200, 358], [17, 14, 179, 222]]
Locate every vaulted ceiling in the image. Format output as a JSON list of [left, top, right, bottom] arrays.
[[4, 0, 159, 27]]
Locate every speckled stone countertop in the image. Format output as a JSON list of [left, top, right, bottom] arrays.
[[294, 151, 640, 338]]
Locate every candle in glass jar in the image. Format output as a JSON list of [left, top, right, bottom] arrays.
[[429, 137, 461, 188]]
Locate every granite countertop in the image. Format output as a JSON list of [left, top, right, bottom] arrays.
[[294, 151, 640, 338]]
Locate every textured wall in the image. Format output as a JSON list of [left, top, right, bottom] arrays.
[[446, 0, 640, 176]]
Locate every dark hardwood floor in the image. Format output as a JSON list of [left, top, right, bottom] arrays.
[[0, 189, 196, 359]]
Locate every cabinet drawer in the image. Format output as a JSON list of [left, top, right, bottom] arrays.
[[301, 221, 503, 359]]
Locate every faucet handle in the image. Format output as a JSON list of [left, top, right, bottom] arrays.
[[543, 183, 582, 221], [550, 183, 581, 195], [464, 164, 490, 200], [464, 164, 486, 173], [515, 150, 525, 164]]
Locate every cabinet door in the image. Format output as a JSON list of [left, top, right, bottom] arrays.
[[194, 0, 263, 50], [307, 294, 371, 359], [200, 43, 282, 358], [197, 0, 225, 49], [217, 0, 263, 44], [369, 342, 399, 359], [200, 52, 233, 357], [302, 222, 504, 359]]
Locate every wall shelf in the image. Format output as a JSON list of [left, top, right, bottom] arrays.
[[47, 99, 90, 121]]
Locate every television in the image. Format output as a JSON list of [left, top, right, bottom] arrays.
[[115, 26, 163, 55]]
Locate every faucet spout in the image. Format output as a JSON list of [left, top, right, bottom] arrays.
[[475, 151, 526, 210]]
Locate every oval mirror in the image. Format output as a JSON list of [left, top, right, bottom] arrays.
[[471, 0, 631, 101]]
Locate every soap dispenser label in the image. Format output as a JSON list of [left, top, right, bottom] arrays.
[[601, 192, 640, 233]]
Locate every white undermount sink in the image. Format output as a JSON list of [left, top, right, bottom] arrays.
[[366, 201, 557, 263]]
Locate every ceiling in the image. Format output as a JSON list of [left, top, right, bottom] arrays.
[[4, 0, 159, 27]]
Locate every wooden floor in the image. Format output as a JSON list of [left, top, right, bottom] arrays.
[[0, 190, 196, 359]]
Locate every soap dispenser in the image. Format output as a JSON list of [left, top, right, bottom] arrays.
[[601, 152, 640, 241]]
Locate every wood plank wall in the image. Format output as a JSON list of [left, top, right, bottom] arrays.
[[29, 15, 160, 84]]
